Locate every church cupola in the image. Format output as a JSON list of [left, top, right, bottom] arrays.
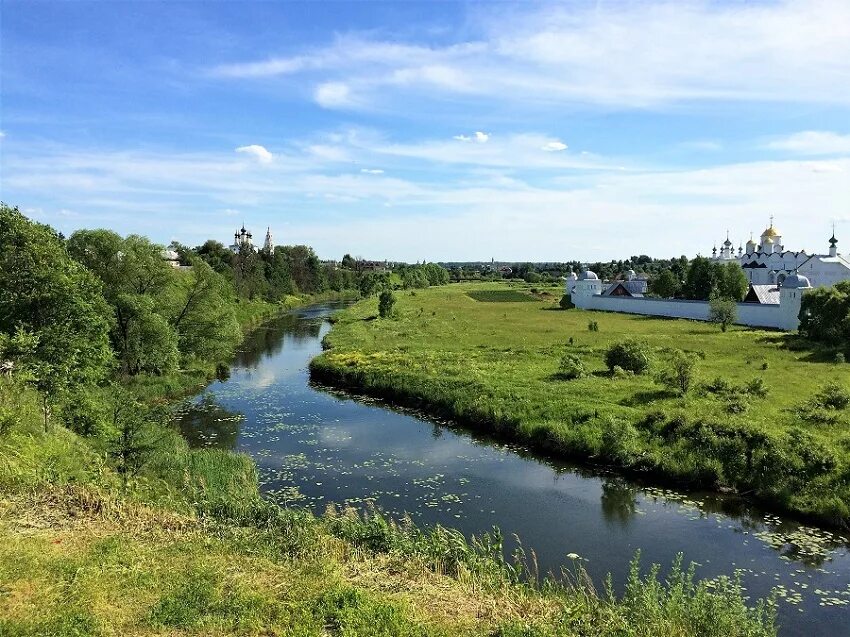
[[746, 233, 757, 254], [830, 232, 838, 257], [760, 217, 782, 253]]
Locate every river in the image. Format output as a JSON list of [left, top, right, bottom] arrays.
[[174, 302, 850, 636]]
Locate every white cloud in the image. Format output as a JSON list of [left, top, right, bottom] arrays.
[[211, 1, 850, 110], [454, 131, 490, 143], [0, 130, 5, 138], [360, 168, 385, 174], [235, 144, 273, 164], [765, 131, 850, 155], [541, 141, 567, 152], [314, 82, 353, 108]]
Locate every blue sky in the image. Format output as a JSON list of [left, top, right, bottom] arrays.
[[2, 0, 849, 261]]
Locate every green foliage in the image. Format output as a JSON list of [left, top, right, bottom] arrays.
[[559, 294, 574, 309], [559, 354, 587, 380], [378, 290, 396, 318], [799, 281, 850, 344], [815, 382, 850, 410], [588, 320, 599, 332], [709, 296, 737, 332], [656, 350, 698, 395], [649, 268, 681, 298], [0, 205, 114, 395], [684, 258, 748, 301], [605, 341, 650, 374]]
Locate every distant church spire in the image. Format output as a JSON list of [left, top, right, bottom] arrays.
[[263, 227, 274, 252]]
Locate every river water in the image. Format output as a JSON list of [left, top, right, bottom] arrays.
[[174, 302, 850, 636]]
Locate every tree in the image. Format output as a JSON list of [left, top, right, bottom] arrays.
[[683, 256, 718, 300], [114, 294, 179, 375], [716, 262, 748, 301], [341, 253, 356, 270], [169, 259, 241, 362], [196, 239, 235, 276], [0, 205, 113, 428], [378, 290, 396, 318], [649, 269, 681, 298], [233, 244, 268, 299], [108, 391, 157, 493], [798, 282, 850, 344], [709, 296, 737, 332]]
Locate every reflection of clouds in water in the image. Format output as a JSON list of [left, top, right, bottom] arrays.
[[319, 425, 355, 447], [240, 367, 277, 390]]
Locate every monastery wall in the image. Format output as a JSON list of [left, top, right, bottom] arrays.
[[575, 295, 787, 329]]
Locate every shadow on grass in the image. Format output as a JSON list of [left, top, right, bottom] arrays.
[[619, 389, 677, 407], [362, 315, 379, 322]]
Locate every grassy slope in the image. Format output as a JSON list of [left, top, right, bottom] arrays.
[[311, 282, 850, 527], [0, 385, 776, 637]]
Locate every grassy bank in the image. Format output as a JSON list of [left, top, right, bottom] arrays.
[[0, 380, 777, 636], [310, 283, 850, 528]]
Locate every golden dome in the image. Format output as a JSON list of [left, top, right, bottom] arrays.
[[763, 236, 774, 244], [761, 225, 780, 239]]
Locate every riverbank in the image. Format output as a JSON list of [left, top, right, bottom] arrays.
[[310, 283, 850, 529], [0, 300, 780, 636]]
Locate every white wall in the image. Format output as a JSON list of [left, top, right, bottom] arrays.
[[574, 295, 788, 329]]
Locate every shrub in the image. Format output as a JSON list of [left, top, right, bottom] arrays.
[[378, 291, 396, 319], [558, 354, 587, 380], [655, 350, 697, 395], [559, 294, 574, 310], [600, 418, 640, 463], [709, 296, 737, 332], [745, 377, 769, 398], [835, 352, 846, 364], [587, 320, 599, 332], [760, 362, 769, 370], [605, 340, 651, 374], [815, 382, 850, 410]]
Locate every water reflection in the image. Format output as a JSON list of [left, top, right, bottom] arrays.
[[173, 394, 243, 449], [601, 478, 639, 528]]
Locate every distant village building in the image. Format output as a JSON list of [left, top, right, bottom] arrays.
[[710, 219, 850, 287], [161, 249, 181, 268]]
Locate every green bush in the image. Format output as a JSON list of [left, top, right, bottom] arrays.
[[605, 340, 651, 374], [558, 354, 587, 380], [587, 320, 599, 332], [559, 295, 574, 310], [655, 350, 697, 395], [815, 382, 850, 410], [378, 291, 396, 319]]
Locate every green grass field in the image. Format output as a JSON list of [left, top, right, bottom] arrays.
[[312, 282, 850, 528]]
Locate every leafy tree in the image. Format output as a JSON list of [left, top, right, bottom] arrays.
[[709, 296, 737, 332], [0, 205, 113, 427], [279, 245, 325, 294], [265, 247, 295, 299], [169, 259, 241, 362], [683, 256, 718, 300], [649, 269, 681, 298], [359, 272, 390, 297], [108, 390, 157, 493], [341, 253, 357, 270], [196, 239, 235, 275], [378, 290, 396, 318], [798, 282, 850, 344], [233, 244, 268, 299], [114, 294, 179, 375], [716, 262, 748, 301]]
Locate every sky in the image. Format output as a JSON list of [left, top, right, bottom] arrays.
[[1, 0, 849, 262]]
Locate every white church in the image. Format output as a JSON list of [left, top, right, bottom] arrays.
[[229, 225, 274, 253], [710, 219, 850, 288], [565, 220, 850, 331]]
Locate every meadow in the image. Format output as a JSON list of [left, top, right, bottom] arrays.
[[311, 282, 850, 528]]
